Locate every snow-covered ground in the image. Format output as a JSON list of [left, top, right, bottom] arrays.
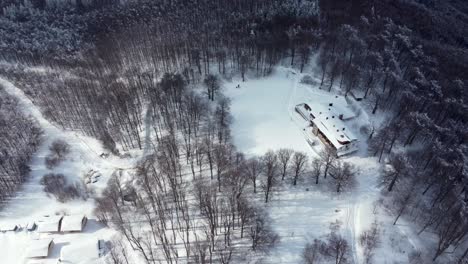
[[0, 77, 139, 264], [225, 69, 311, 155], [0, 65, 431, 264], [225, 67, 422, 263]]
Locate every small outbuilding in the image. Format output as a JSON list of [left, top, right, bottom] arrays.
[[59, 240, 100, 263], [61, 215, 88, 233], [0, 223, 18, 232], [37, 216, 63, 233], [295, 101, 359, 156], [98, 239, 107, 257], [26, 222, 37, 231], [27, 238, 54, 259]]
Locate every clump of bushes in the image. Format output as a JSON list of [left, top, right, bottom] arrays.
[[300, 75, 319, 86], [45, 139, 70, 169], [40, 173, 82, 202]]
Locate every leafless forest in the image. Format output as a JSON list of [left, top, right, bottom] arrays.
[[0, 0, 467, 263]]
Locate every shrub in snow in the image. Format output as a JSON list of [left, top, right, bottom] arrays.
[[359, 221, 380, 264], [303, 239, 325, 264], [359, 124, 372, 137], [99, 131, 118, 155], [106, 239, 129, 263], [40, 173, 82, 202], [300, 75, 318, 86], [45, 139, 70, 169], [408, 250, 424, 264], [250, 208, 279, 252], [45, 156, 60, 169], [303, 221, 351, 264], [327, 161, 357, 193]]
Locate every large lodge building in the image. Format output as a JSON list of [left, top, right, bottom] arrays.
[[295, 95, 358, 156]]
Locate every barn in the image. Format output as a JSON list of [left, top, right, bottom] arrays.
[[59, 240, 100, 263], [61, 215, 88, 233], [37, 216, 63, 233], [295, 99, 358, 156], [26, 222, 37, 231], [0, 223, 18, 232], [27, 239, 54, 259]]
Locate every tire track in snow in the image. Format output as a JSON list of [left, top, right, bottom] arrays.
[[283, 70, 361, 264]]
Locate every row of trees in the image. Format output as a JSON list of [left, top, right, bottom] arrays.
[[245, 147, 357, 204], [0, 89, 42, 203], [303, 221, 352, 264], [303, 220, 380, 264], [0, 0, 319, 63]]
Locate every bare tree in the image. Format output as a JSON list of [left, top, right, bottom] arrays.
[[323, 221, 351, 264], [382, 154, 410, 192], [106, 239, 130, 264], [45, 139, 70, 169], [204, 74, 221, 101], [311, 158, 322, 184], [238, 197, 255, 238], [319, 148, 336, 179], [214, 97, 232, 145], [250, 208, 278, 251], [49, 139, 70, 158], [328, 161, 357, 193], [192, 235, 209, 264], [40, 173, 82, 202], [244, 157, 263, 193], [261, 151, 278, 203], [214, 144, 230, 191], [304, 221, 350, 264], [291, 151, 308, 185], [407, 250, 424, 264], [359, 220, 380, 264], [392, 185, 414, 225], [433, 208, 468, 261], [194, 181, 219, 251], [457, 247, 468, 264], [278, 148, 294, 181], [303, 239, 324, 264]]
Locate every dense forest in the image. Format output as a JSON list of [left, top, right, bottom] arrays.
[[0, 89, 41, 202], [0, 0, 467, 263]]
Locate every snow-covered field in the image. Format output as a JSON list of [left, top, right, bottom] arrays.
[[0, 66, 430, 264]]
